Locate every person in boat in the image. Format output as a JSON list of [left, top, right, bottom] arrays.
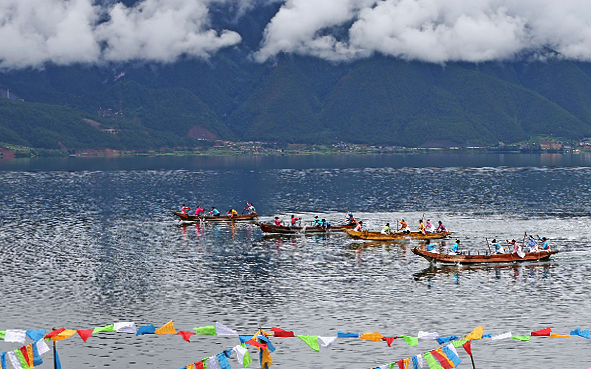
[[194, 205, 205, 216], [525, 233, 539, 252], [537, 235, 550, 251], [354, 221, 365, 232], [425, 239, 438, 252], [381, 223, 392, 235], [290, 215, 300, 227], [210, 207, 221, 217], [425, 218, 435, 233], [274, 217, 283, 226], [436, 221, 447, 233], [488, 239, 504, 254], [507, 239, 521, 254], [312, 216, 323, 227], [344, 211, 356, 225], [227, 209, 238, 218], [418, 219, 426, 234], [245, 202, 256, 214], [398, 219, 410, 234], [451, 239, 460, 254], [320, 219, 330, 230], [180, 204, 190, 215]]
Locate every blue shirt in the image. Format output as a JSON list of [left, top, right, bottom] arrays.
[[426, 243, 437, 251], [211, 208, 220, 216], [451, 243, 459, 252]]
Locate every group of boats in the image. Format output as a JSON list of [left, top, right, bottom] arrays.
[[172, 208, 558, 265]]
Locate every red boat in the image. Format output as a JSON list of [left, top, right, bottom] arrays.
[[412, 247, 558, 264], [256, 222, 356, 234], [173, 212, 258, 222]]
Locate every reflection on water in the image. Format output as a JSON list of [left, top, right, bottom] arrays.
[[0, 160, 591, 367]]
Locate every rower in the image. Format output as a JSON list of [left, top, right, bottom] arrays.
[[345, 211, 356, 225], [488, 239, 504, 254], [381, 223, 392, 235], [354, 221, 364, 232], [274, 217, 283, 226], [525, 233, 539, 252], [290, 215, 300, 227], [180, 204, 190, 215], [210, 207, 221, 216], [194, 205, 204, 216], [245, 202, 256, 214], [312, 216, 323, 227], [451, 239, 460, 254], [398, 219, 410, 234], [425, 218, 435, 233], [537, 235, 550, 251], [436, 221, 447, 233], [506, 239, 521, 254], [425, 239, 438, 252], [321, 219, 330, 230], [418, 219, 426, 234], [227, 209, 238, 218]]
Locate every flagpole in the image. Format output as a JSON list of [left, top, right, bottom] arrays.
[[52, 326, 57, 369]]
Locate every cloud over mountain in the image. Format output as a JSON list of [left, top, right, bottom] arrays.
[[2, 0, 591, 68]]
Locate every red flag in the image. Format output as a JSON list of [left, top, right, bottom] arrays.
[[77, 330, 93, 343], [44, 328, 65, 339], [178, 331, 196, 342], [271, 327, 295, 337], [381, 336, 400, 347], [19, 347, 32, 367], [396, 359, 405, 369], [463, 339, 472, 356], [195, 361, 205, 369], [430, 350, 453, 369], [531, 328, 552, 336], [245, 339, 267, 350]]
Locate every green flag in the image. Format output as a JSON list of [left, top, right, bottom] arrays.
[[512, 335, 531, 342], [423, 352, 445, 369], [15, 349, 30, 369], [452, 339, 469, 347], [297, 335, 320, 352], [194, 326, 216, 335], [0, 331, 5, 340], [92, 325, 116, 334], [241, 344, 252, 368], [401, 336, 418, 346]]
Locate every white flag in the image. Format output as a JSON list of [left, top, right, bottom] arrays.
[[114, 322, 137, 334], [5, 330, 26, 343], [492, 332, 512, 340], [7, 351, 22, 369], [234, 345, 248, 365], [215, 322, 238, 336], [318, 336, 337, 350], [36, 339, 51, 355], [418, 331, 439, 339]]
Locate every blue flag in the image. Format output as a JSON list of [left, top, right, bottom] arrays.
[[55, 347, 62, 369]]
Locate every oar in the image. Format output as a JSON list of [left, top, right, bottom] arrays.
[[396, 219, 399, 232], [485, 237, 492, 254]]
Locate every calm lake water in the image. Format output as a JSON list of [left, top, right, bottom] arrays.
[[0, 153, 590, 368]]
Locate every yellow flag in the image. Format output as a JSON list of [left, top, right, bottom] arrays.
[[53, 330, 77, 341], [436, 348, 455, 367], [465, 326, 483, 340], [26, 345, 34, 368], [550, 334, 570, 338], [187, 364, 195, 369], [261, 348, 273, 368], [403, 357, 411, 369], [155, 321, 177, 335], [359, 332, 384, 341]]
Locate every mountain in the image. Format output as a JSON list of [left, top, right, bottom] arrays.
[[2, 4, 591, 150]]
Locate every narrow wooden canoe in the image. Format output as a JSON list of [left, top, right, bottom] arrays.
[[173, 212, 258, 222], [343, 229, 451, 240], [257, 222, 356, 234], [412, 247, 558, 264]]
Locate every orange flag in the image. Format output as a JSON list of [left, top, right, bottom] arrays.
[[360, 332, 384, 341], [465, 326, 483, 340], [53, 330, 77, 341]]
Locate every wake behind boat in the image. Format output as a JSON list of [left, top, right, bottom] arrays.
[[173, 212, 258, 222], [412, 247, 558, 264], [256, 222, 356, 234], [344, 229, 451, 240]]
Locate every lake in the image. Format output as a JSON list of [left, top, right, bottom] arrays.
[[0, 153, 590, 368]]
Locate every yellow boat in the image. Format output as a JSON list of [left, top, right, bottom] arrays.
[[344, 229, 451, 240]]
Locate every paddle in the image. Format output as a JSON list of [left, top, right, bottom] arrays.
[[485, 237, 492, 254]]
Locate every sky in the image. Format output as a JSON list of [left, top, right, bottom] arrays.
[[1, 0, 591, 69]]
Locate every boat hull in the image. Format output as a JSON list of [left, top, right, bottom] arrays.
[[257, 222, 356, 234], [173, 212, 258, 222], [412, 247, 558, 264], [344, 229, 451, 240]]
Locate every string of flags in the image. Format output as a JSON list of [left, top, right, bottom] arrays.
[[0, 322, 589, 369]]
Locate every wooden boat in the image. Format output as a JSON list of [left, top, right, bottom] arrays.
[[173, 212, 258, 222], [343, 229, 451, 240], [411, 247, 558, 264], [256, 222, 356, 234]]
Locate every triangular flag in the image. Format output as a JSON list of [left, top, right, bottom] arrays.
[[531, 328, 552, 336], [55, 346, 62, 369], [0, 331, 4, 340], [114, 322, 137, 334], [550, 334, 570, 338], [244, 339, 267, 350], [401, 336, 418, 346], [195, 360, 205, 369], [136, 325, 156, 336], [271, 328, 295, 337], [178, 331, 196, 342], [491, 332, 512, 340], [77, 330, 93, 342], [462, 340, 472, 356], [570, 327, 591, 339], [451, 339, 469, 347], [396, 359, 404, 369], [511, 335, 530, 342], [44, 329, 65, 340], [297, 335, 320, 352], [215, 323, 237, 336], [418, 331, 439, 339], [318, 336, 337, 349], [194, 326, 216, 335], [465, 326, 483, 340], [5, 330, 26, 344], [234, 344, 252, 368], [92, 325, 115, 334], [187, 364, 196, 369], [53, 330, 77, 341], [155, 321, 176, 335], [360, 332, 384, 341], [381, 336, 399, 347], [25, 331, 46, 342]]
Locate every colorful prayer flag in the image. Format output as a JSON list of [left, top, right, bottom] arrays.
[[465, 326, 483, 340], [270, 328, 295, 337], [92, 325, 115, 334], [511, 335, 530, 342], [178, 331, 196, 342], [297, 335, 320, 352], [215, 323, 237, 336], [136, 325, 156, 336], [360, 332, 384, 342], [155, 321, 176, 335], [77, 330, 93, 342], [194, 326, 216, 335], [531, 328, 552, 336], [53, 330, 77, 341], [401, 336, 418, 346]]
